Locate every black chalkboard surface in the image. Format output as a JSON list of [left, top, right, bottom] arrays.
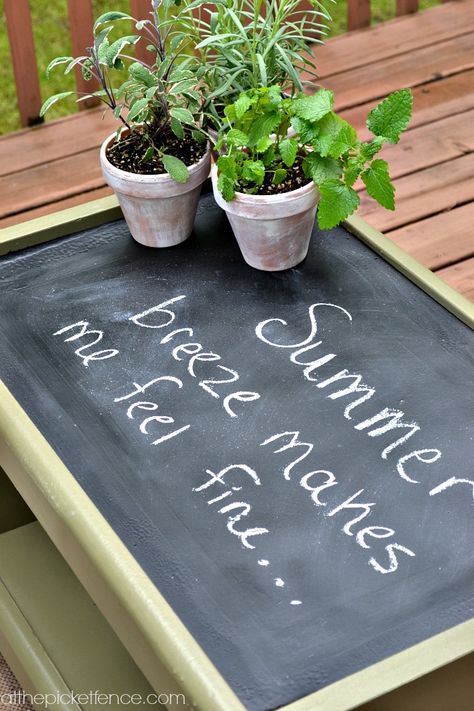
[[0, 193, 473, 710]]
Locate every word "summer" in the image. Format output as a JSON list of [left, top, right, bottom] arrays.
[[255, 302, 459, 499]]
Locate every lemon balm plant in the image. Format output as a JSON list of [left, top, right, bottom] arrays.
[[41, 1, 211, 248], [212, 86, 413, 270]]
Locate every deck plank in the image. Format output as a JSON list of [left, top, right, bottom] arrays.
[[341, 70, 474, 140], [355, 109, 474, 183], [0, 187, 113, 229], [0, 110, 117, 177], [388, 203, 474, 270], [315, 0, 474, 78], [323, 32, 474, 110], [358, 154, 474, 231], [0, 148, 105, 219], [436, 257, 474, 301]]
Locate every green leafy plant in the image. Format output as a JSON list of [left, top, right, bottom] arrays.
[[40, 1, 208, 182], [215, 86, 413, 228], [178, 0, 333, 124]]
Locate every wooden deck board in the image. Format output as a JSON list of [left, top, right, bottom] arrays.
[[356, 109, 474, 182], [0, 187, 113, 229], [0, 109, 117, 177], [0, 148, 105, 219], [0, 0, 472, 301], [357, 154, 474, 231], [341, 70, 474, 140], [315, 1, 474, 78], [388, 203, 474, 270], [327, 32, 474, 110], [437, 257, 474, 301]]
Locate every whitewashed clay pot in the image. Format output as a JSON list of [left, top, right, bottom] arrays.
[[100, 131, 211, 248], [211, 164, 318, 271]]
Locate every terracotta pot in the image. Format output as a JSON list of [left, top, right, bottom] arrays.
[[211, 164, 318, 271], [100, 131, 211, 248]]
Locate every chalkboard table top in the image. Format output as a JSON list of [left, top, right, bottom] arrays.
[[0, 190, 473, 711]]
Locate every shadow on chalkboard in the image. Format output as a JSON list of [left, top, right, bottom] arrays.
[[358, 653, 474, 710]]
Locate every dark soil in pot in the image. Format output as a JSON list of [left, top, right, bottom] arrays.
[[239, 157, 311, 196], [106, 126, 207, 175]]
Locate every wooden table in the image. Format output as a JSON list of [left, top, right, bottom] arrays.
[[0, 196, 473, 711]]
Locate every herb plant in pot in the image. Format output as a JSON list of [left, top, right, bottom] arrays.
[[212, 85, 413, 271], [41, 3, 210, 248], [183, 0, 331, 139]]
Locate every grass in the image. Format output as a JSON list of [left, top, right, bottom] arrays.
[[0, 0, 439, 136]]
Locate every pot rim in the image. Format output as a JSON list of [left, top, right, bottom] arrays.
[[210, 162, 315, 205], [100, 130, 210, 185]]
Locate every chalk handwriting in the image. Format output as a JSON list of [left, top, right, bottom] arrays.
[[114, 376, 190, 446], [255, 303, 443, 482], [262, 430, 416, 574], [130, 296, 261, 417], [193, 465, 269, 549], [54, 320, 119, 367]]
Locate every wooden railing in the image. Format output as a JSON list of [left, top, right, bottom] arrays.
[[4, 0, 151, 127], [6, 0, 431, 128]]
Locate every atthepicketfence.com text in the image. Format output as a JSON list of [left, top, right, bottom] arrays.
[[0, 690, 186, 708]]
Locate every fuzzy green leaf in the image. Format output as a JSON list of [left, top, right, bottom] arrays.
[[344, 157, 364, 187], [162, 154, 189, 183], [40, 92, 74, 117], [106, 36, 139, 67], [262, 145, 276, 167], [360, 136, 387, 160], [141, 146, 155, 162], [279, 137, 298, 167], [273, 168, 287, 185], [171, 78, 198, 94], [218, 174, 236, 201], [64, 57, 88, 75], [256, 136, 273, 153], [235, 94, 251, 119], [303, 154, 342, 184], [129, 62, 155, 88], [145, 86, 158, 100], [97, 36, 110, 65], [242, 160, 265, 186], [94, 11, 133, 34], [170, 107, 195, 125], [81, 59, 94, 81], [291, 116, 320, 144], [367, 89, 413, 144], [170, 117, 184, 139], [248, 113, 280, 147], [291, 89, 334, 122], [361, 159, 395, 210], [314, 113, 357, 158], [226, 129, 249, 147], [45, 56, 73, 78], [217, 155, 238, 180], [317, 179, 360, 230], [127, 98, 149, 122], [192, 129, 206, 144]]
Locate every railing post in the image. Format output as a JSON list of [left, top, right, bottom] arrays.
[[4, 0, 42, 127], [396, 0, 419, 15], [347, 0, 371, 30], [67, 0, 100, 109], [130, 0, 156, 65]]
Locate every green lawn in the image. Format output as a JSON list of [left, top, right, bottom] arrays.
[[0, 0, 439, 136]]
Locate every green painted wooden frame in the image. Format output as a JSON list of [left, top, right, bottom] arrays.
[[0, 198, 473, 711]]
